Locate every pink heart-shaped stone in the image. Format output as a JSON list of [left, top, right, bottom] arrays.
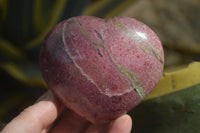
[[40, 16, 164, 124]]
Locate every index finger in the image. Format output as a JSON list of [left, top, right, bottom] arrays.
[[1, 90, 64, 133]]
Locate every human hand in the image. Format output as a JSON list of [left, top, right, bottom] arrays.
[[1, 90, 132, 133]]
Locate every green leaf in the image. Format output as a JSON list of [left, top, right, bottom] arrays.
[[93, 0, 125, 18], [0, 62, 46, 88], [0, 39, 25, 59], [83, 0, 113, 16], [59, 0, 89, 20], [103, 0, 136, 19], [26, 0, 68, 49], [0, 0, 8, 22], [33, 0, 44, 33], [83, 0, 135, 18], [131, 83, 200, 133]]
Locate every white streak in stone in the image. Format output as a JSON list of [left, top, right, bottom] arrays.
[[62, 23, 99, 88], [62, 23, 117, 97], [62, 22, 138, 98], [136, 31, 147, 40], [102, 41, 145, 99]]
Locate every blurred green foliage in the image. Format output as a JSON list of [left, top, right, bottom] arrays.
[[0, 0, 200, 132], [132, 83, 200, 133]]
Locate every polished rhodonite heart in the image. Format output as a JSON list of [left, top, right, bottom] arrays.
[[40, 16, 164, 124]]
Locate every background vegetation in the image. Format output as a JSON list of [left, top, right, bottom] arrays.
[[0, 0, 200, 132]]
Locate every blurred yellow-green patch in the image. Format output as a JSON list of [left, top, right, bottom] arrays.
[[0, 0, 200, 132], [146, 62, 200, 100]]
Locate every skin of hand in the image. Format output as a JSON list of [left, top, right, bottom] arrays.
[[0, 90, 132, 133]]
